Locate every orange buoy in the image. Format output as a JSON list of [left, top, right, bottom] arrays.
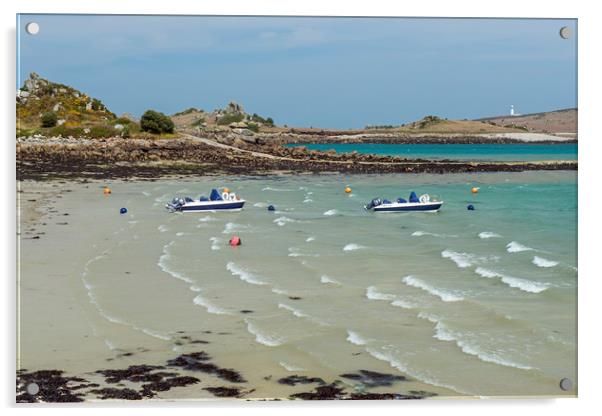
[[229, 236, 241, 246], [471, 187, 479, 194], [103, 187, 111, 195], [223, 187, 230, 194], [344, 187, 352, 194]]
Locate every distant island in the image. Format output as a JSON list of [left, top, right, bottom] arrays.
[[16, 73, 577, 179]]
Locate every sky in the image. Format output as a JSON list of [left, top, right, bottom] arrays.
[[17, 15, 577, 129]]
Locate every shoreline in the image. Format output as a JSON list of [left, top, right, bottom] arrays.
[[17, 134, 577, 181]]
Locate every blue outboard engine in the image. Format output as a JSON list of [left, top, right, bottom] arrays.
[[409, 191, 420, 203], [383, 199, 391, 204], [365, 198, 382, 210], [397, 197, 407, 203], [199, 195, 209, 201]]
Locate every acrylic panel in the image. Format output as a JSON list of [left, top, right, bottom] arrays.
[[16, 15, 577, 402]]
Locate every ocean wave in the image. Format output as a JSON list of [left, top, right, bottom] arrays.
[[390, 299, 416, 309], [279, 361, 305, 372], [226, 262, 267, 285], [320, 275, 341, 285], [158, 224, 169, 233], [271, 288, 290, 295], [306, 236, 315, 242], [366, 347, 468, 394], [474, 267, 549, 293], [532, 256, 559, 268], [209, 237, 220, 251], [402, 276, 463, 302], [343, 243, 366, 252], [245, 319, 283, 347], [506, 241, 534, 253], [288, 247, 319, 258], [346, 330, 369, 346], [412, 231, 456, 238], [303, 198, 313, 204], [479, 231, 501, 239], [323, 209, 339, 216], [253, 202, 268, 208], [441, 250, 498, 268], [176, 232, 185, 237], [418, 313, 534, 371], [222, 222, 249, 234], [193, 294, 230, 315], [262, 186, 292, 192], [158, 242, 194, 284], [366, 286, 395, 301], [274, 216, 297, 227], [198, 215, 216, 222], [142, 191, 151, 197]]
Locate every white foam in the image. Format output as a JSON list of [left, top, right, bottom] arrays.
[[274, 216, 296, 226], [346, 330, 369, 346], [158, 224, 169, 233], [418, 313, 534, 371], [209, 236, 220, 251], [104, 340, 117, 350], [193, 295, 230, 315], [303, 198, 313, 204], [320, 275, 341, 285], [271, 288, 289, 295], [479, 231, 501, 239], [288, 247, 319, 258], [441, 250, 498, 268], [323, 209, 338, 216], [198, 215, 216, 222], [306, 236, 315, 242], [366, 347, 468, 394], [390, 299, 416, 309], [279, 361, 305, 372], [506, 241, 534, 253], [262, 186, 292, 192], [222, 222, 248, 234], [226, 262, 267, 285], [366, 286, 395, 301], [142, 191, 151, 197], [412, 231, 456, 238], [278, 303, 311, 320], [474, 267, 550, 293], [532, 256, 559, 268], [158, 242, 194, 284], [343, 243, 366, 252], [253, 202, 268, 208], [402, 276, 463, 302], [176, 232, 185, 237], [245, 319, 283, 347]]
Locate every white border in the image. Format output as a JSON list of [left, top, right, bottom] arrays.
[[2, 1, 600, 415]]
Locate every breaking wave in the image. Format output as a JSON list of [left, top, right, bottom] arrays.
[[343, 243, 366, 252], [245, 319, 283, 347], [366, 286, 395, 301], [441, 250, 498, 268], [402, 276, 463, 302], [158, 241, 194, 284], [193, 295, 230, 315], [474, 267, 550, 293], [506, 241, 534, 253], [226, 262, 267, 285], [532, 256, 559, 268], [320, 275, 341, 285], [346, 330, 369, 346], [479, 231, 501, 239], [323, 209, 339, 216]]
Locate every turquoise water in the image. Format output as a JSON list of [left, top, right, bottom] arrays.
[[78, 171, 576, 397], [286, 143, 578, 161]]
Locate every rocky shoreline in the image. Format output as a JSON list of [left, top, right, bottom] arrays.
[[17, 134, 577, 180]]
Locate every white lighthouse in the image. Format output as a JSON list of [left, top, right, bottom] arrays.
[[510, 105, 520, 117]]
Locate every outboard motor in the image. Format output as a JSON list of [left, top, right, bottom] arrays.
[[365, 198, 382, 210]]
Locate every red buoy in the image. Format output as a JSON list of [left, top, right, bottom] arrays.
[[229, 236, 241, 246]]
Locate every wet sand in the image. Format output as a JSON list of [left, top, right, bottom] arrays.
[[17, 179, 453, 402]]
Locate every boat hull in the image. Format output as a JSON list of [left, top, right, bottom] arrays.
[[372, 201, 443, 212], [179, 200, 245, 212]]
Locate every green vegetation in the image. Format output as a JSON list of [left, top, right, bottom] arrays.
[[365, 125, 396, 130], [249, 113, 275, 127], [416, 115, 443, 129], [173, 107, 200, 117], [41, 112, 58, 128], [246, 122, 260, 133], [191, 117, 206, 127], [140, 110, 175, 134], [217, 113, 244, 126]]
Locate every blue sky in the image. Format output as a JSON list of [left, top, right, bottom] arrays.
[[17, 15, 577, 128]]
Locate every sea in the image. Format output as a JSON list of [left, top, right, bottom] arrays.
[[70, 169, 577, 398], [285, 143, 578, 161]]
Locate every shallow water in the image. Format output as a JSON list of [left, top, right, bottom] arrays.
[[22, 171, 577, 398], [286, 143, 578, 161]]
